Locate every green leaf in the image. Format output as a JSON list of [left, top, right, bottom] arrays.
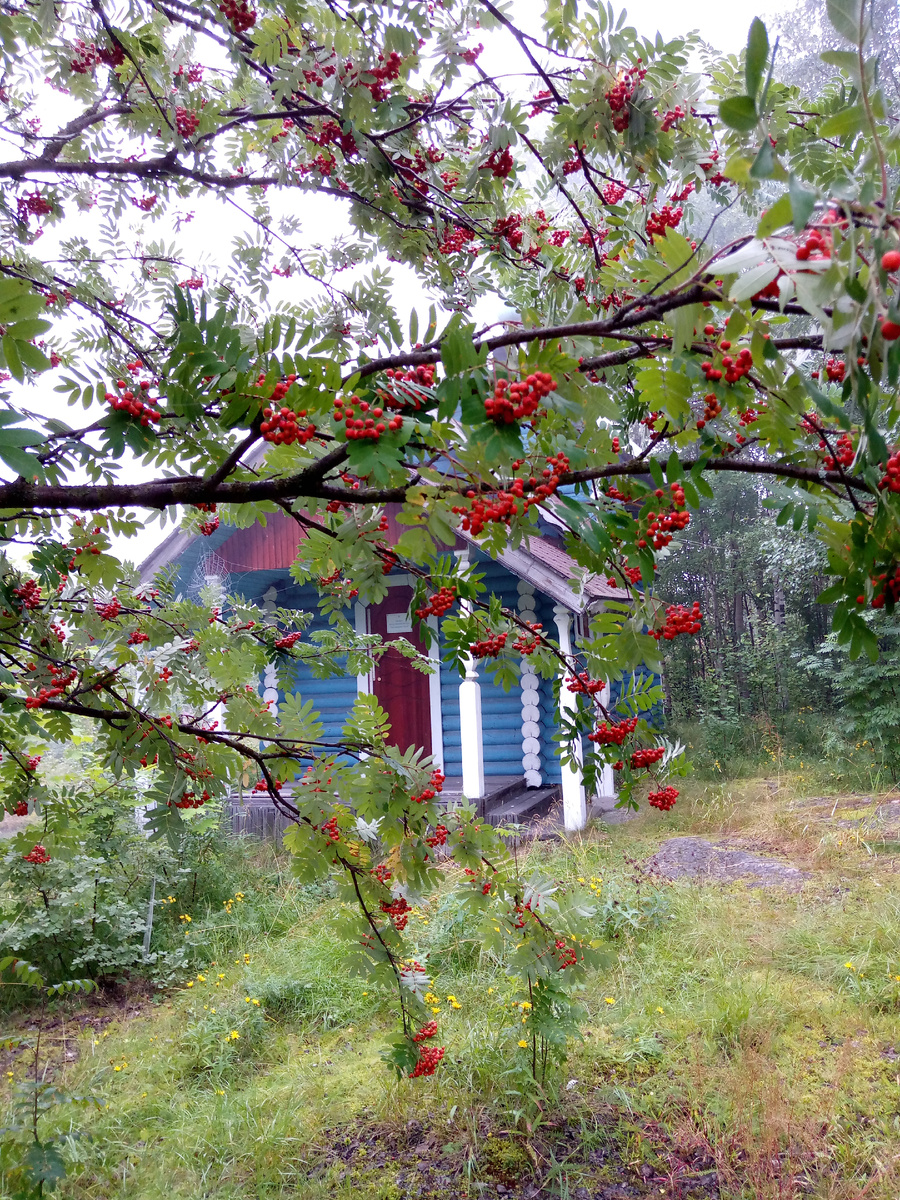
[[16, 341, 50, 372], [788, 174, 817, 232], [745, 18, 769, 98], [1, 334, 23, 382], [819, 105, 868, 138], [22, 1140, 68, 1187], [0, 426, 43, 447], [0, 444, 37, 477], [749, 138, 775, 179], [718, 95, 758, 132], [757, 192, 792, 237], [820, 48, 863, 85], [826, 0, 867, 42]]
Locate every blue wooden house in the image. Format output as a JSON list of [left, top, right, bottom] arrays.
[[139, 506, 622, 830]]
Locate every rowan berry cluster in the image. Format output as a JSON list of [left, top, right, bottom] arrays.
[[95, 597, 121, 621], [131, 195, 157, 212], [175, 108, 199, 138], [438, 225, 476, 254], [492, 213, 524, 249], [566, 672, 605, 696], [382, 364, 435, 408], [696, 392, 722, 429], [260, 389, 317, 445], [174, 790, 210, 809], [481, 146, 514, 178], [371, 863, 391, 883], [588, 716, 638, 746], [646, 204, 683, 239], [23, 845, 51, 865], [413, 1020, 438, 1042], [879, 452, 900, 493], [106, 377, 161, 425], [469, 631, 508, 658], [603, 181, 626, 204], [812, 357, 846, 383], [333, 395, 402, 439], [461, 43, 483, 64], [25, 756, 41, 772], [25, 667, 77, 709], [17, 192, 52, 222], [319, 816, 341, 844], [513, 621, 543, 655], [640, 490, 689, 551], [219, 0, 257, 32], [484, 372, 556, 424], [274, 631, 303, 649], [12, 579, 41, 610], [795, 228, 831, 261], [630, 746, 665, 769], [702, 345, 753, 386], [660, 105, 686, 131], [411, 770, 445, 804], [822, 432, 854, 471], [127, 629, 149, 645], [410, 1044, 445, 1077], [415, 586, 456, 619], [424, 824, 448, 848], [69, 40, 125, 73], [870, 566, 900, 608], [648, 785, 679, 811], [380, 896, 412, 930], [13, 801, 28, 816], [651, 601, 703, 640], [555, 938, 578, 969], [604, 62, 646, 131], [530, 88, 554, 116], [563, 157, 582, 175]]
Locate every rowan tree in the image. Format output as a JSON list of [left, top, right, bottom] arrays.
[[0, 0, 896, 1074]]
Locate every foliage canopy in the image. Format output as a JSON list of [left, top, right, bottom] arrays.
[[0, 0, 897, 1076]]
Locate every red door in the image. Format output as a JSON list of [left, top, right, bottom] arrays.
[[369, 587, 433, 757]]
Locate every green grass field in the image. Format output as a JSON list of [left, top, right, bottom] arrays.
[[5, 777, 900, 1199]]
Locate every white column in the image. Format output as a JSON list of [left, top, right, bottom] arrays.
[[426, 615, 444, 771], [553, 604, 586, 831], [517, 581, 542, 787], [459, 655, 485, 800], [354, 601, 370, 696], [596, 684, 617, 807], [455, 550, 484, 799]]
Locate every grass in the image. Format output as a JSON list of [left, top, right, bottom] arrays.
[[5, 776, 900, 1198]]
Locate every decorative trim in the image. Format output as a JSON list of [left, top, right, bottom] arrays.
[[517, 580, 542, 787], [261, 586, 279, 720]]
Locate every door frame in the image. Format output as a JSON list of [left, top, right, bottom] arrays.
[[354, 575, 444, 769]]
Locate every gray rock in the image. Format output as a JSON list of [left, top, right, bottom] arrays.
[[645, 836, 807, 888]]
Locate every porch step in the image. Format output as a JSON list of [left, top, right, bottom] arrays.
[[483, 784, 560, 827]]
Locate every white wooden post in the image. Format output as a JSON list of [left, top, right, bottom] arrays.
[[455, 551, 484, 799], [595, 683, 617, 809], [553, 604, 586, 831]]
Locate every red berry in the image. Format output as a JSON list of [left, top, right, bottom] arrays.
[[882, 250, 900, 272]]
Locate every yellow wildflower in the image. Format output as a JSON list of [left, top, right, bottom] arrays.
[[604, 996, 616, 1005], [518, 1039, 529, 1048]]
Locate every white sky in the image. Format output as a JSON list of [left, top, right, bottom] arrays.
[[18, 0, 788, 567]]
